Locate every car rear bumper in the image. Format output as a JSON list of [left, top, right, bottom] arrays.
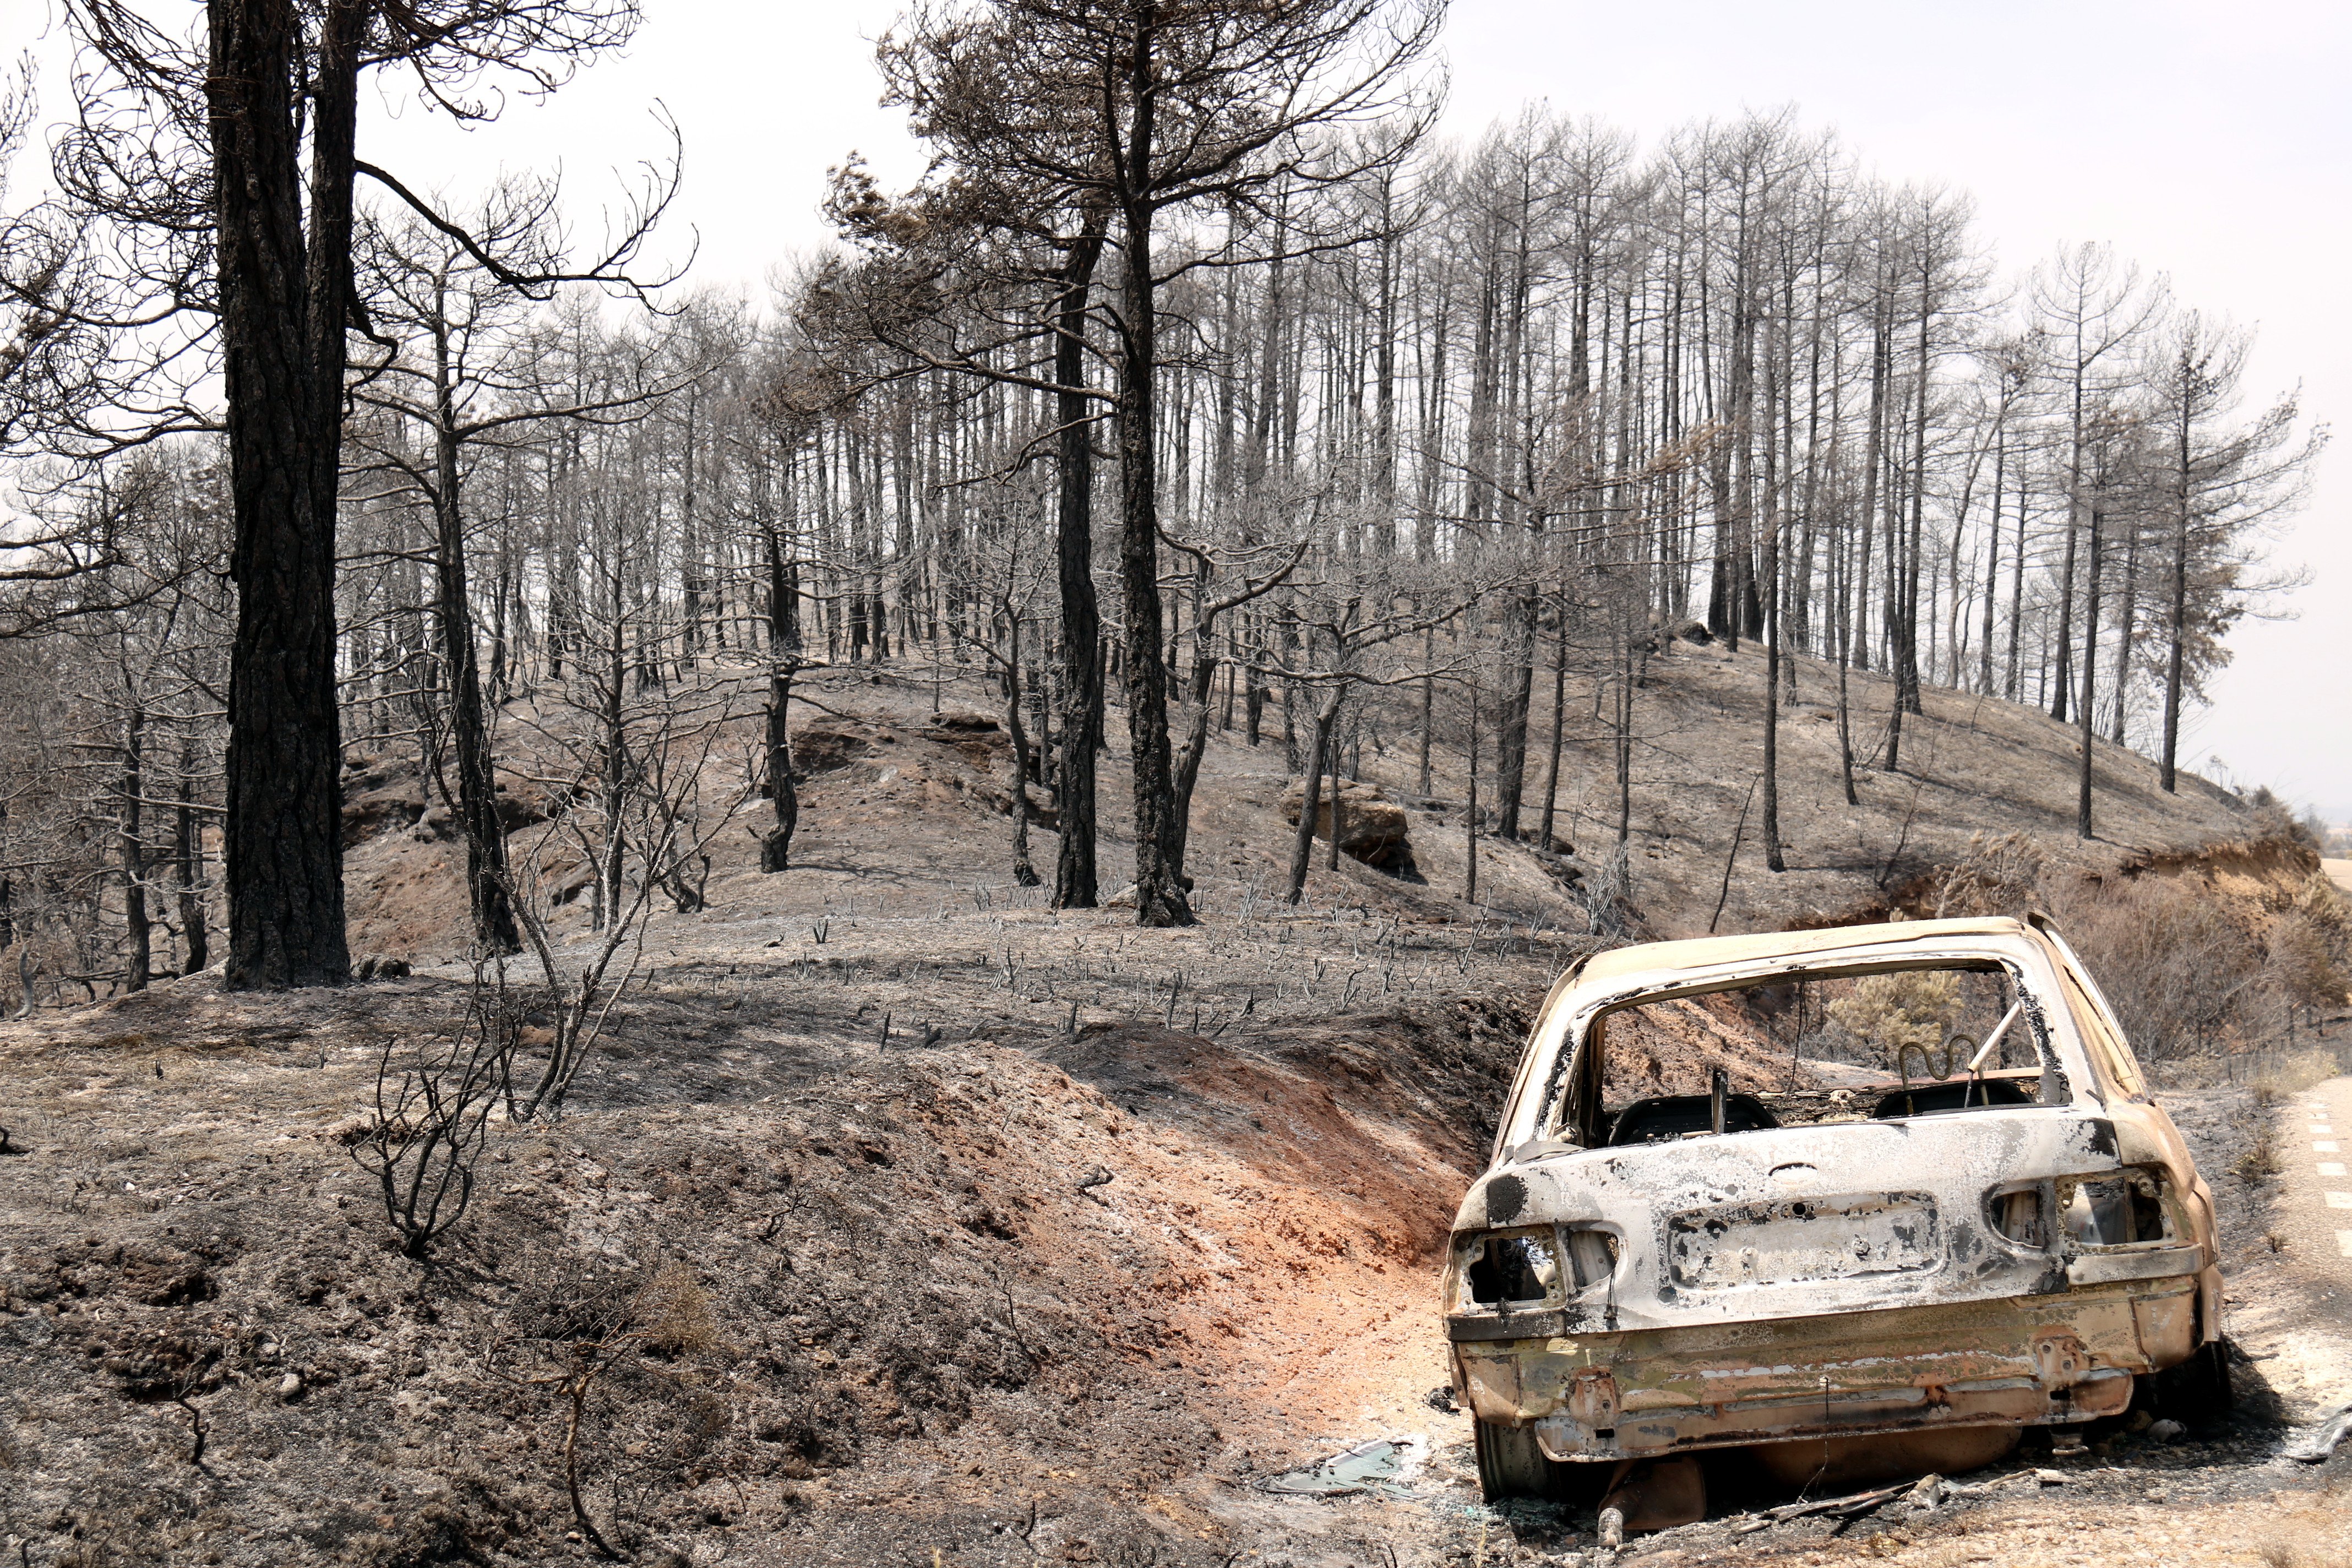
[[1450, 1270, 2211, 1462]]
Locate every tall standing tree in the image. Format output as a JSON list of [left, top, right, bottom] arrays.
[[2143, 313, 2323, 792], [60, 0, 645, 986], [2028, 243, 2163, 733], [347, 182, 679, 952], [864, 0, 1442, 925]]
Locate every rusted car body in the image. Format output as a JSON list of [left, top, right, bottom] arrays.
[[1445, 915, 2225, 1499]]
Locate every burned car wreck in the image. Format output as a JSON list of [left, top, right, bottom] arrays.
[[1445, 914, 2227, 1510]]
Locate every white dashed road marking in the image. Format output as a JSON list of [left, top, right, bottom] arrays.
[[2322, 1163, 2348, 1177], [2329, 1193, 2352, 1210], [2317, 1142, 2340, 1153], [2339, 1231, 2352, 1260]]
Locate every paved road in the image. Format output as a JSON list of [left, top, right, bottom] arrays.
[[2296, 1079, 2352, 1265], [2244, 1074, 2352, 1422], [2323, 858, 2352, 898]]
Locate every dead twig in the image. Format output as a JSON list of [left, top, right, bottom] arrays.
[[1709, 775, 1760, 934]]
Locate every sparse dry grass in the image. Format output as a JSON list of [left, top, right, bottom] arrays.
[[2235, 1132, 2283, 1181], [2255, 1048, 2344, 1100]]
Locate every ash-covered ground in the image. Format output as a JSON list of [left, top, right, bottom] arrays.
[[3, 664, 2348, 1567]]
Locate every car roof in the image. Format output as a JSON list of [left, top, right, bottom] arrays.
[[1576, 916, 2038, 988]]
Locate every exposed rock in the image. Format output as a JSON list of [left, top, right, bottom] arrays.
[[1279, 776, 1411, 866], [493, 780, 557, 831], [340, 755, 426, 847], [922, 706, 1000, 733]]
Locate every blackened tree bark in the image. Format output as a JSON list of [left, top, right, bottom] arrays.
[[1001, 610, 1042, 887], [760, 513, 802, 872], [206, 0, 361, 987], [1285, 688, 1340, 905], [1112, 139, 1194, 927], [174, 730, 209, 974], [423, 290, 520, 954], [1168, 609, 1218, 883], [118, 698, 150, 990], [1492, 578, 1536, 840], [1535, 596, 1569, 850], [1463, 683, 1480, 905], [2076, 500, 2103, 839], [1053, 210, 1108, 909], [1888, 284, 1932, 770]]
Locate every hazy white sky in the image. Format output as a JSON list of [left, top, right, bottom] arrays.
[[13, 0, 2349, 815]]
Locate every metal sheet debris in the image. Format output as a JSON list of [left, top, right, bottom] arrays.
[[2283, 1403, 2352, 1463], [1261, 1437, 1419, 1498]]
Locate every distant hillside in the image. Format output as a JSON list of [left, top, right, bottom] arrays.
[[340, 634, 2275, 964]]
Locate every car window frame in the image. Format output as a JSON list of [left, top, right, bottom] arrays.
[[1505, 940, 2093, 1155]]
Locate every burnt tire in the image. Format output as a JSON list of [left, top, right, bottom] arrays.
[[2145, 1337, 2235, 1428], [1473, 1419, 1550, 1501], [1472, 1420, 1612, 1505]]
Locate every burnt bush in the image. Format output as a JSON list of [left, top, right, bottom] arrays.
[[1923, 830, 2351, 1066]]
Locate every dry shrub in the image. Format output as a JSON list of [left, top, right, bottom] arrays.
[[2272, 907, 2351, 1012], [1826, 971, 1962, 1068], [2050, 875, 2268, 1060], [1923, 831, 2047, 918], [1917, 830, 2349, 1070], [2232, 1130, 2280, 1181], [2256, 1533, 2325, 1568], [634, 1263, 729, 1358]]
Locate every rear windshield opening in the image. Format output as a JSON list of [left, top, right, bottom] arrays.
[[1550, 962, 2057, 1147]]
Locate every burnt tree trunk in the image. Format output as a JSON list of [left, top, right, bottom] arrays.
[[1168, 637, 1218, 887], [1536, 594, 1569, 851], [1052, 208, 1108, 910], [1493, 577, 1537, 840], [2159, 405, 2191, 793], [1003, 613, 1041, 888], [207, 0, 364, 987], [760, 518, 801, 873], [1285, 689, 1340, 906], [119, 701, 150, 992], [429, 292, 520, 955], [2077, 504, 2103, 839], [174, 731, 209, 976], [1113, 91, 1194, 928], [1464, 684, 1481, 906]]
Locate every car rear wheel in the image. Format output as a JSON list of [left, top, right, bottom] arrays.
[[1472, 1420, 1612, 1504], [2144, 1336, 2234, 1427]]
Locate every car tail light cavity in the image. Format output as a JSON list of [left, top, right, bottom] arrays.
[[2059, 1170, 2173, 1246], [1462, 1226, 1619, 1309], [1565, 1226, 1620, 1291], [1991, 1169, 2176, 1250], [1464, 1228, 1561, 1306]]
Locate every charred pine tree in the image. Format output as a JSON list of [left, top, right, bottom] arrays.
[[1052, 208, 1109, 908], [205, 0, 365, 987], [59, 0, 647, 985], [759, 486, 804, 873]]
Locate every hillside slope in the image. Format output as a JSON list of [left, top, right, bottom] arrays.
[[338, 640, 2263, 967], [3, 655, 2345, 1567]]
